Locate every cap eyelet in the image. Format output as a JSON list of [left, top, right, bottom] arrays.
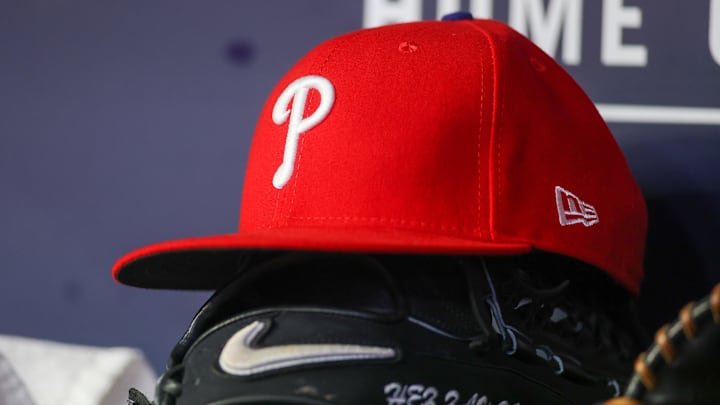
[[398, 41, 419, 54]]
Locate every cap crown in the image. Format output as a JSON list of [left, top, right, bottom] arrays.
[[240, 19, 646, 292]]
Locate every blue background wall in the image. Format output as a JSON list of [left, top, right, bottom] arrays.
[[1, 0, 718, 372]]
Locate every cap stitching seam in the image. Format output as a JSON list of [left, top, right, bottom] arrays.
[[287, 215, 480, 233], [495, 40, 505, 241], [464, 22, 499, 240], [476, 26, 485, 239], [287, 120, 310, 226], [271, 170, 282, 228], [481, 29, 501, 240]]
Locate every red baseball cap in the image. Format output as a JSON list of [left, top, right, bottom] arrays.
[[113, 16, 647, 293]]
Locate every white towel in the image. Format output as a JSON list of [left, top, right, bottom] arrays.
[[0, 352, 36, 405], [0, 335, 157, 405]]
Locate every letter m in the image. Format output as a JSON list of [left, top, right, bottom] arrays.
[[509, 0, 583, 65]]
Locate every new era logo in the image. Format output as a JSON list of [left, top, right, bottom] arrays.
[[555, 186, 599, 227]]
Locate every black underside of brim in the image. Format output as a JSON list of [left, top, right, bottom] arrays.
[[117, 249, 283, 290]]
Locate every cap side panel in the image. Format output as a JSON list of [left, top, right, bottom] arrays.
[[489, 27, 645, 293]]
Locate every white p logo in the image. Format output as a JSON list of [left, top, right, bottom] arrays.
[[271, 75, 335, 189]]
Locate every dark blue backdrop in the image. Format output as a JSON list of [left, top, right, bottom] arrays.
[[1, 0, 718, 372]]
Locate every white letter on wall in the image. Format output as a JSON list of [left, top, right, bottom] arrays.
[[363, 0, 422, 28], [710, 0, 720, 66], [508, 0, 583, 65], [436, 0, 493, 20], [601, 0, 647, 66]]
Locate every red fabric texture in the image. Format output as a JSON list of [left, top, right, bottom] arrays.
[[113, 19, 646, 293]]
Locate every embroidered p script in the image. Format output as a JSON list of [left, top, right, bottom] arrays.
[[271, 75, 335, 189]]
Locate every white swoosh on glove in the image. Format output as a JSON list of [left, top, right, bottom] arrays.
[[218, 319, 397, 376]]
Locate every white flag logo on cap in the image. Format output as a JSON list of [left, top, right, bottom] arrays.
[[555, 186, 599, 227], [271, 75, 335, 189]]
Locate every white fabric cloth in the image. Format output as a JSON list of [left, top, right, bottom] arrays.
[[0, 335, 157, 405], [0, 352, 36, 405]]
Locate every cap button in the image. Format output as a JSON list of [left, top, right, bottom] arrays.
[[441, 11, 474, 21]]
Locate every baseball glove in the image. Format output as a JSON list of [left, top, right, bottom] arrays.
[[603, 283, 720, 405], [129, 252, 648, 405]]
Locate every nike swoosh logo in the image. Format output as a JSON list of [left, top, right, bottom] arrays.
[[218, 319, 397, 376]]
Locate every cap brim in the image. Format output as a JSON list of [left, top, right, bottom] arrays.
[[112, 228, 532, 289]]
